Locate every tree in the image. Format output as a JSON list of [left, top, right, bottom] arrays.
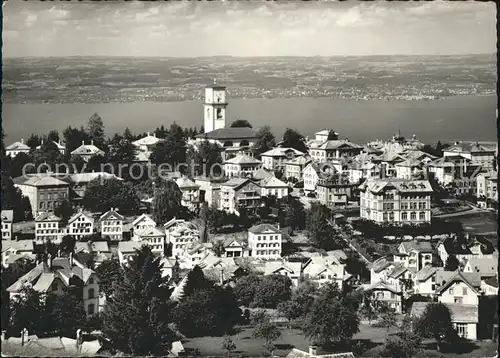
[[150, 134, 186, 167], [9, 286, 47, 337], [306, 203, 339, 250], [303, 282, 360, 348], [59, 235, 76, 255], [154, 125, 168, 139], [254, 126, 276, 155], [414, 303, 456, 352], [152, 179, 183, 224], [444, 255, 460, 271], [1, 176, 29, 222], [169, 122, 184, 141], [83, 178, 140, 213], [54, 200, 75, 226], [45, 284, 88, 337], [108, 139, 137, 165], [252, 274, 292, 309], [281, 128, 307, 153], [47, 130, 60, 143], [26, 134, 41, 151], [63, 126, 90, 154], [280, 196, 306, 232], [186, 141, 223, 177], [252, 319, 282, 357], [277, 278, 317, 325], [213, 240, 226, 257], [33, 139, 64, 167], [377, 304, 398, 337], [8, 152, 33, 178], [383, 316, 422, 358], [95, 259, 123, 298], [123, 127, 134, 141], [230, 119, 252, 128], [87, 113, 105, 148], [181, 266, 214, 298], [222, 335, 236, 357], [342, 253, 370, 282], [102, 246, 175, 355], [233, 274, 263, 306]]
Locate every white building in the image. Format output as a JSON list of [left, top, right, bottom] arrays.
[[98, 209, 124, 241], [263, 261, 302, 287], [359, 178, 433, 224], [164, 218, 200, 258], [302, 255, 347, 289], [131, 213, 156, 234], [476, 171, 497, 208], [219, 178, 261, 215], [302, 162, 321, 193], [224, 154, 262, 178], [260, 148, 305, 171], [5, 139, 30, 158], [443, 141, 497, 170], [35, 212, 62, 243], [175, 177, 200, 211], [204, 82, 228, 133], [133, 227, 165, 256], [117, 241, 143, 266], [260, 176, 289, 199], [247, 223, 282, 259], [67, 211, 94, 240], [70, 141, 105, 162], [1, 210, 13, 240], [284, 156, 312, 181], [132, 132, 165, 153], [2, 240, 35, 268]]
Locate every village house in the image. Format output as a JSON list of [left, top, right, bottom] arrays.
[[359, 178, 433, 224], [248, 223, 282, 259], [260, 176, 289, 199], [74, 241, 112, 268], [463, 257, 498, 279], [476, 170, 497, 208], [284, 155, 312, 181], [131, 213, 156, 234], [221, 236, 247, 258], [369, 257, 396, 284], [394, 241, 434, 271], [443, 141, 497, 170], [219, 178, 261, 215], [223, 153, 262, 178], [345, 160, 380, 184], [66, 172, 122, 201], [480, 277, 498, 296], [175, 176, 201, 211], [308, 139, 363, 162], [70, 140, 105, 162], [360, 281, 403, 313], [164, 218, 200, 258], [260, 147, 305, 171], [436, 236, 496, 266], [117, 241, 143, 266], [413, 266, 440, 296], [132, 226, 165, 256], [66, 211, 94, 240], [371, 150, 406, 177], [5, 139, 30, 157], [385, 264, 417, 294], [2, 240, 35, 268], [316, 173, 354, 208], [35, 212, 63, 243], [7, 256, 101, 316], [302, 255, 347, 289], [180, 244, 215, 269], [302, 162, 322, 193], [395, 158, 424, 179], [98, 209, 124, 241], [36, 139, 66, 155], [194, 176, 223, 208], [1, 210, 13, 240], [13, 174, 70, 216], [132, 132, 165, 153], [264, 260, 302, 287]]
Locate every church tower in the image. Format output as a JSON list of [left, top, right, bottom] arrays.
[[204, 80, 228, 133]]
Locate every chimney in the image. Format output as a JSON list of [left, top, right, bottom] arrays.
[[21, 328, 28, 346], [147, 132, 150, 136], [41, 139, 44, 145], [91, 140, 94, 145], [21, 138, 24, 144], [153, 132, 156, 138], [47, 253, 52, 268], [76, 329, 82, 353], [308, 345, 317, 356], [1, 330, 5, 341], [82, 140, 85, 145]]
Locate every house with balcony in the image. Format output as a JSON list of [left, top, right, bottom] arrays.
[[67, 211, 94, 240], [263, 260, 302, 287], [223, 154, 262, 178], [316, 173, 354, 208], [70, 140, 105, 162], [385, 264, 417, 294], [98, 209, 124, 241], [260, 176, 289, 199], [359, 178, 433, 224], [219, 178, 261, 215], [359, 281, 403, 313], [248, 223, 282, 259], [394, 241, 433, 271], [132, 226, 165, 256], [1, 210, 13, 240], [260, 148, 305, 171], [164, 218, 200, 258], [175, 176, 200, 211], [35, 212, 63, 244], [302, 255, 347, 289], [5, 138, 30, 158], [131, 213, 156, 235], [7, 255, 101, 316], [284, 155, 312, 181]]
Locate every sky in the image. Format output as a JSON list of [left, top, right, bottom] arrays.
[[2, 0, 496, 57]]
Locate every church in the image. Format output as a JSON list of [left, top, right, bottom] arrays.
[[194, 81, 258, 152]]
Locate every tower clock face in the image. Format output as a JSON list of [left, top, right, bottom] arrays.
[[215, 92, 223, 102]]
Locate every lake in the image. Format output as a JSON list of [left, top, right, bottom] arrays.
[[2, 95, 496, 145]]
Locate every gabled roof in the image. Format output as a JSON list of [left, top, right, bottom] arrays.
[[260, 176, 288, 188], [1, 210, 14, 222], [438, 237, 473, 255], [70, 143, 104, 156], [482, 276, 498, 288], [175, 176, 199, 189], [16, 175, 70, 187], [132, 133, 165, 147], [400, 241, 433, 253], [99, 209, 124, 222], [132, 213, 156, 227], [252, 168, 274, 181], [6, 141, 30, 151], [261, 147, 305, 157], [387, 264, 416, 279], [67, 211, 93, 225], [264, 261, 302, 276], [221, 177, 256, 189], [411, 302, 478, 323], [395, 158, 423, 168], [2, 240, 34, 253], [35, 212, 61, 222], [248, 223, 281, 234], [285, 155, 312, 166], [464, 257, 497, 277], [415, 266, 439, 282], [435, 270, 481, 295], [224, 153, 262, 165], [359, 178, 433, 194], [117, 241, 143, 253], [361, 281, 400, 294], [445, 141, 497, 154], [195, 127, 257, 140], [135, 226, 165, 237], [70, 172, 122, 183], [369, 257, 394, 273]]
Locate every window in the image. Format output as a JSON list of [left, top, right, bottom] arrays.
[[88, 303, 95, 316], [454, 297, 463, 304], [449, 288, 454, 295], [410, 212, 416, 220], [462, 287, 467, 295], [401, 212, 408, 221], [88, 288, 95, 299], [419, 212, 426, 221], [455, 323, 468, 338], [89, 277, 94, 285]]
